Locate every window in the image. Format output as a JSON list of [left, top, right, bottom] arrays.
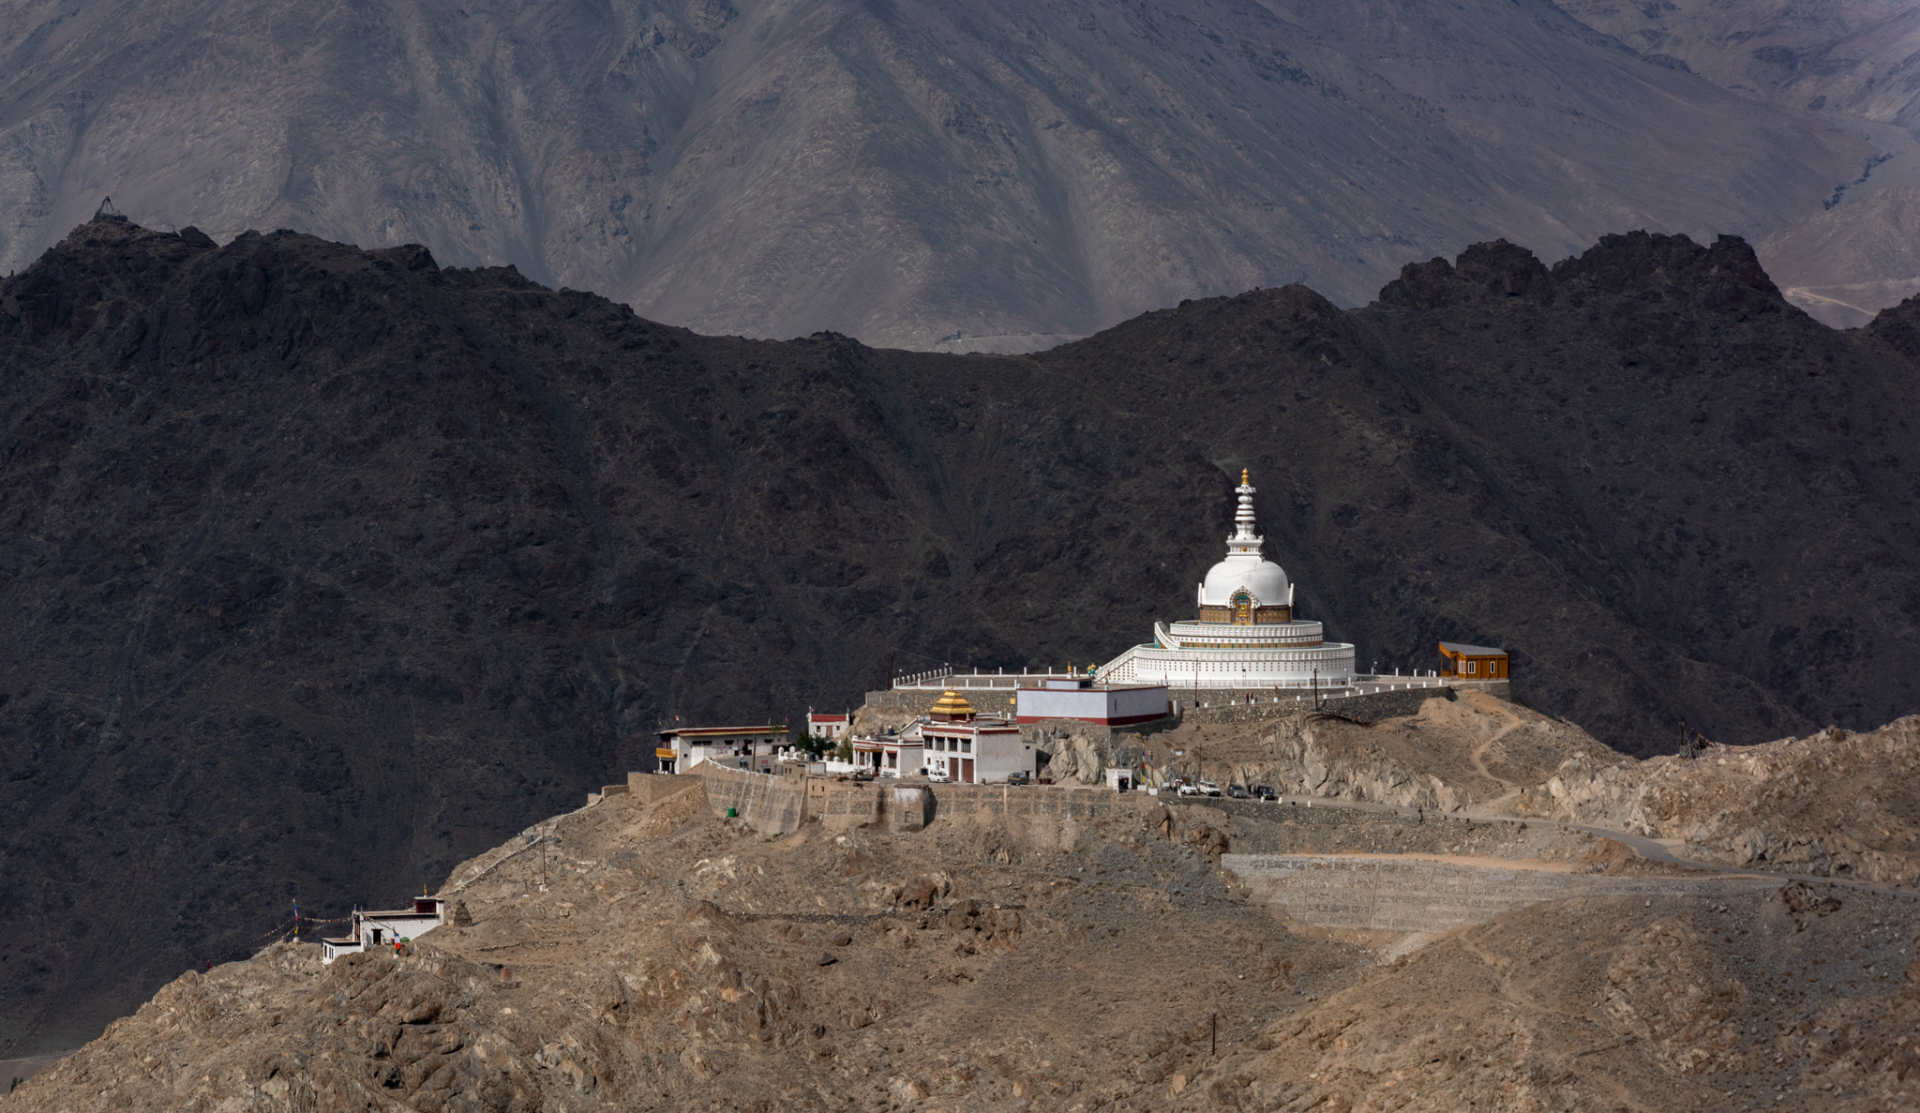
[[962, 739, 972, 753], [1466, 660, 1477, 675]]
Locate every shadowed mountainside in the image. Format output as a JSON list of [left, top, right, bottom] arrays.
[[0, 0, 1875, 348], [2, 215, 1918, 1054]]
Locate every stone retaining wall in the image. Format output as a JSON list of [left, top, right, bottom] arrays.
[[1175, 683, 1510, 727], [686, 764, 1159, 834], [928, 783, 1156, 826], [859, 688, 946, 717], [689, 765, 888, 833], [1225, 853, 1776, 931]]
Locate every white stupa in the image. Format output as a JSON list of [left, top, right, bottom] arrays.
[[1097, 470, 1356, 689]]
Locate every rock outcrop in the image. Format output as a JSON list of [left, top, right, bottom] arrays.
[[1516, 717, 1920, 887]]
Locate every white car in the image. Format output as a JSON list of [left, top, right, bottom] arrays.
[[925, 770, 951, 783], [1198, 780, 1221, 797], [1176, 782, 1202, 797]]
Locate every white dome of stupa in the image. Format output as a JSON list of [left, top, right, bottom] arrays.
[[1201, 553, 1289, 607]]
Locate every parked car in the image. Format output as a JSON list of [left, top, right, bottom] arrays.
[[925, 770, 951, 783], [1198, 780, 1221, 797], [1254, 784, 1277, 800], [1176, 781, 1202, 797], [1228, 783, 1249, 799], [851, 768, 876, 782], [1004, 771, 1031, 786]]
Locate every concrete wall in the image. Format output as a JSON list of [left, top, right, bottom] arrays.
[[692, 765, 814, 833], [690, 765, 895, 833], [1225, 854, 1777, 931]]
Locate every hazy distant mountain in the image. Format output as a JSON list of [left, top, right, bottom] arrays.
[[1558, 0, 1920, 326], [0, 0, 1875, 347]]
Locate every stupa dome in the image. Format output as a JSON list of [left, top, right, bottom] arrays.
[[1201, 553, 1289, 607]]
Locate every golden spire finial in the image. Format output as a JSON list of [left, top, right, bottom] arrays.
[[1241, 468, 1249, 484]]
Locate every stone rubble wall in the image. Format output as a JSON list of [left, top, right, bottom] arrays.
[[852, 688, 945, 736], [1226, 854, 1777, 931], [1192, 799, 1562, 858], [927, 782, 1156, 826], [687, 764, 1157, 835]]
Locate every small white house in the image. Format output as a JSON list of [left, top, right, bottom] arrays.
[[851, 732, 924, 777], [321, 896, 447, 964], [657, 725, 790, 773], [808, 711, 851, 741]]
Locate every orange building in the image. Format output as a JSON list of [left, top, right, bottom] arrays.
[[1439, 641, 1508, 680]]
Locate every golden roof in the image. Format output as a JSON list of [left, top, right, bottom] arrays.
[[929, 689, 975, 718]]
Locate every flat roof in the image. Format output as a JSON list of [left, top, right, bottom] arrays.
[[1440, 642, 1506, 657], [809, 713, 848, 721], [664, 726, 786, 737]]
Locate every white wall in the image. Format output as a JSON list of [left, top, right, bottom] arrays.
[[1017, 685, 1167, 724], [974, 730, 1035, 783]]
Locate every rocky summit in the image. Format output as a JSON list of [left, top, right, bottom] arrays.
[[3, 215, 1920, 1056]]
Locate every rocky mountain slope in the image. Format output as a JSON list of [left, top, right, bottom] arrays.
[[6, 766, 1918, 1112], [1083, 688, 1920, 890], [4, 214, 1920, 1056], [1518, 715, 1920, 889], [1557, 0, 1920, 326], [0, 0, 1875, 348]]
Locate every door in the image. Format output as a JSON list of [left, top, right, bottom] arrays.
[[961, 758, 974, 783]]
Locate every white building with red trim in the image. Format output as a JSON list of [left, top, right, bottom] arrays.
[[807, 711, 851, 741]]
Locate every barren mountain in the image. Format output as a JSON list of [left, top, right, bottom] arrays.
[[0, 0, 1876, 348], [7, 752, 1918, 1113], [1557, 0, 1920, 326], [5, 214, 1920, 1057]]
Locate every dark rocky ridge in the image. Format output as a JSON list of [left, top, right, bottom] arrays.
[[2, 216, 1918, 1054]]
